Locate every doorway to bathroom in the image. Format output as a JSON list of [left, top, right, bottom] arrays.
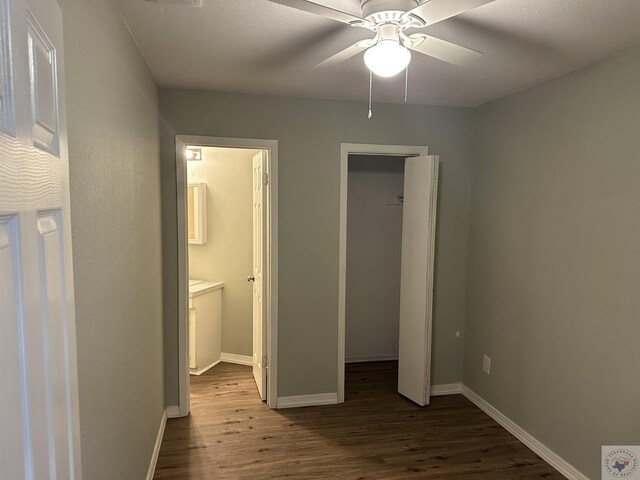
[[175, 136, 278, 416]]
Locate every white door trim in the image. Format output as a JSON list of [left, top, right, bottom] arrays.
[[175, 135, 279, 413], [338, 143, 429, 403]]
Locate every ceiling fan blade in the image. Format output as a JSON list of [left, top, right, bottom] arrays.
[[314, 38, 376, 68], [405, 0, 495, 26], [266, 0, 364, 25], [406, 33, 482, 66]]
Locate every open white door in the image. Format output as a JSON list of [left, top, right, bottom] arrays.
[[398, 155, 439, 406], [0, 0, 82, 478], [251, 151, 267, 400]]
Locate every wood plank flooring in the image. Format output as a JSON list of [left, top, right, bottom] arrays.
[[154, 362, 562, 479]]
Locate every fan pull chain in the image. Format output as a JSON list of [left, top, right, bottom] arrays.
[[368, 70, 373, 119], [404, 65, 409, 103]]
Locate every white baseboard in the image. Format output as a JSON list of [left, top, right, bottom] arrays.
[[276, 384, 459, 409], [462, 386, 588, 480], [431, 383, 462, 396], [220, 352, 253, 366], [346, 354, 399, 363], [166, 405, 181, 419], [277, 393, 338, 409], [146, 409, 167, 480], [190, 359, 221, 376]]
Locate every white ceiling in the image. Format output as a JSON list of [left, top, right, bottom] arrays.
[[116, 0, 640, 106]]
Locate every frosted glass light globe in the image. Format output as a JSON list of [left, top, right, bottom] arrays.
[[364, 40, 411, 78]]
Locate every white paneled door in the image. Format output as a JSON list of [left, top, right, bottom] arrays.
[[251, 151, 267, 400], [397, 155, 439, 406], [0, 0, 82, 478]]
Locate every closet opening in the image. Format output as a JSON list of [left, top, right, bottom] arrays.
[[345, 154, 406, 397], [338, 143, 439, 407]]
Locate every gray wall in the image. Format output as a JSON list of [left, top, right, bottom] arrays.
[[188, 147, 257, 356], [466, 44, 640, 478], [60, 0, 165, 478], [346, 155, 405, 361], [160, 90, 474, 403]]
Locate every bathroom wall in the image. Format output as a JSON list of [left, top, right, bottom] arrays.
[[346, 155, 405, 362], [188, 147, 259, 357]]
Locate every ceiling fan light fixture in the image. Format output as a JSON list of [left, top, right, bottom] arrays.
[[364, 39, 411, 78]]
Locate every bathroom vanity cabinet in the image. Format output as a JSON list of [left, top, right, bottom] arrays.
[[188, 280, 224, 375]]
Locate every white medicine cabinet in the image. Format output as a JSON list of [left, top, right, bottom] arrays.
[[188, 182, 208, 244]]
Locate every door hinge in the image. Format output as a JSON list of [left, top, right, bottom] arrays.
[[263, 172, 269, 186], [262, 355, 268, 369]]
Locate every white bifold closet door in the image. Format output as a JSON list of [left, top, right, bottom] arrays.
[[397, 155, 439, 406], [0, 0, 82, 478]]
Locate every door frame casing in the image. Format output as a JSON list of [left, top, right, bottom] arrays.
[[338, 143, 429, 403], [175, 135, 279, 414]]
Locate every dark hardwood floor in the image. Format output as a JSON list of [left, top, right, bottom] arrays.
[[154, 362, 562, 479]]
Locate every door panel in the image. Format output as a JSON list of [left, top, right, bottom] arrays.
[[189, 308, 196, 369], [397, 155, 439, 406], [0, 1, 13, 133], [252, 151, 267, 400], [27, 13, 59, 154], [0, 0, 81, 477], [37, 212, 72, 480], [0, 215, 27, 479]]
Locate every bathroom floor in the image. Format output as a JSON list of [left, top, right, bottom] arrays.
[[154, 362, 562, 479]]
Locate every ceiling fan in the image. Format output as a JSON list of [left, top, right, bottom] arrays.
[[266, 0, 495, 77]]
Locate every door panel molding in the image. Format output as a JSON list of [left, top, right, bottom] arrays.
[[27, 11, 59, 155]]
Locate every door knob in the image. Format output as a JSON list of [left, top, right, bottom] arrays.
[[247, 275, 255, 282]]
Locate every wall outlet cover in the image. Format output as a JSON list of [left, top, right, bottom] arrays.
[[482, 355, 491, 375]]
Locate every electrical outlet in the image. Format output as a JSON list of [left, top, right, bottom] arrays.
[[482, 355, 491, 375]]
